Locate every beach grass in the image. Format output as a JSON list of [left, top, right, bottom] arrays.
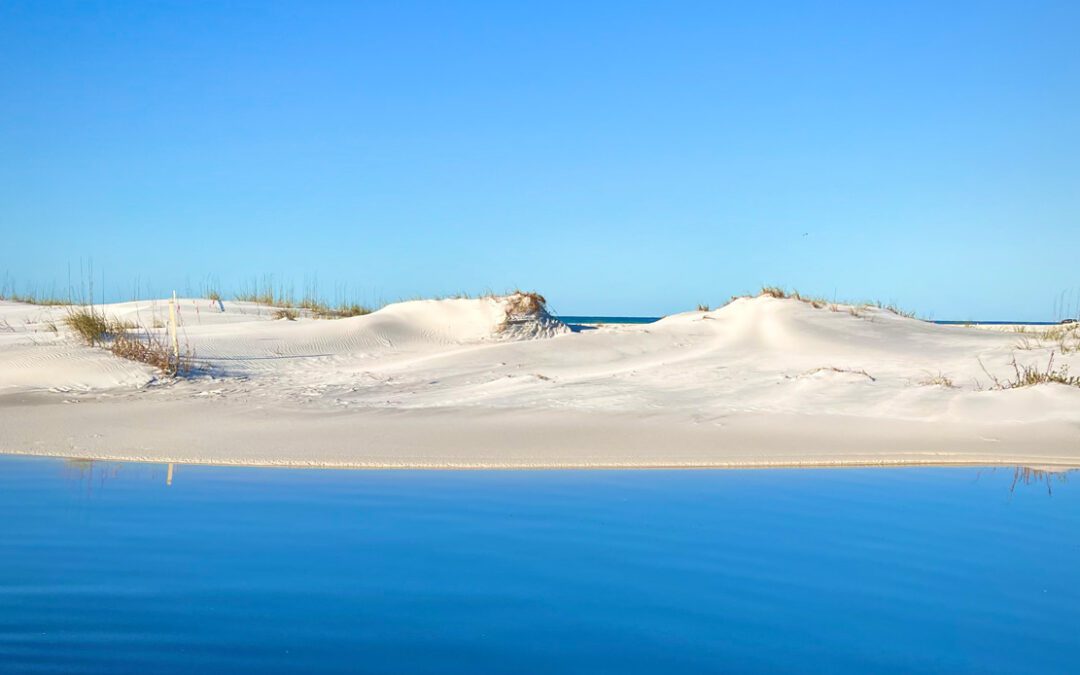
[[918, 372, 957, 388], [0, 284, 72, 306], [748, 286, 921, 319], [63, 307, 111, 345], [979, 352, 1080, 389], [63, 306, 193, 376]]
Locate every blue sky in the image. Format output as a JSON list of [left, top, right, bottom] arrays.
[[2, 1, 1078, 319]]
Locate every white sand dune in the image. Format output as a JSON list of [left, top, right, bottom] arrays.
[[1, 294, 1078, 468]]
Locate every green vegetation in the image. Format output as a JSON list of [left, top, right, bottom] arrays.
[[62, 307, 112, 345], [298, 298, 372, 319], [233, 275, 373, 319]]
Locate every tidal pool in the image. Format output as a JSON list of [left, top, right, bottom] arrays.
[[0, 456, 1077, 673]]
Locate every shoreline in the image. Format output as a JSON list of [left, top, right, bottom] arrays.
[[2, 394, 1078, 470], [5, 449, 1080, 471]]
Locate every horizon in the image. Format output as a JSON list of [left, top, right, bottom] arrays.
[[3, 1, 1079, 320], [4, 270, 1080, 322]]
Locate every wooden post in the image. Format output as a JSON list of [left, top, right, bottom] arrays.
[[169, 291, 180, 370]]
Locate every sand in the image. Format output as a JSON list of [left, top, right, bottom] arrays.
[[1, 294, 1078, 468]]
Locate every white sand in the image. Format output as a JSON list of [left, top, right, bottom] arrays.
[[1, 294, 1078, 468]]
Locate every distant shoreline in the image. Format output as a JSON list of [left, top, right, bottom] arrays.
[[562, 315, 1072, 326]]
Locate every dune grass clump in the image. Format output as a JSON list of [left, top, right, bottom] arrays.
[[505, 291, 547, 317], [63, 307, 111, 345], [63, 307, 193, 376], [233, 277, 372, 320], [979, 352, 1080, 390], [2, 292, 70, 306], [866, 300, 918, 319], [313, 302, 371, 319], [696, 303, 711, 312], [235, 276, 296, 308], [749, 286, 921, 319], [109, 330, 193, 377], [495, 291, 550, 333], [754, 287, 830, 309], [919, 372, 957, 388], [1015, 324, 1079, 354], [0, 278, 72, 306], [297, 297, 372, 319]]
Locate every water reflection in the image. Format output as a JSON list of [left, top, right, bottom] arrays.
[[1009, 465, 1072, 495], [3, 455, 1078, 673], [55, 458, 1078, 496], [62, 457, 176, 492]]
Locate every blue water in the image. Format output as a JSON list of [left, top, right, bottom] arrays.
[[1, 457, 1078, 673], [559, 315, 661, 324], [559, 316, 1069, 326]]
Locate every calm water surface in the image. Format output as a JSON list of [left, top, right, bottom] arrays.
[[1, 457, 1077, 673]]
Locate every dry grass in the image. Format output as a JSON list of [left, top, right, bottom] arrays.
[[330, 303, 372, 318], [978, 352, 1080, 390], [1, 293, 70, 306], [1015, 324, 1079, 354], [109, 330, 194, 377], [696, 303, 711, 312], [0, 278, 71, 306], [919, 372, 957, 388], [495, 291, 550, 333], [798, 366, 877, 382], [505, 291, 547, 317], [234, 277, 372, 319], [235, 276, 296, 307], [63, 307, 112, 345], [750, 286, 921, 319], [756, 287, 829, 308], [63, 307, 194, 376], [299, 298, 372, 319]]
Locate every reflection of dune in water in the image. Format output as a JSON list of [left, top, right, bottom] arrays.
[[61, 458, 173, 492], [1010, 466, 1075, 495]]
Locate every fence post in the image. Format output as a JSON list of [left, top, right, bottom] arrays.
[[169, 291, 180, 369]]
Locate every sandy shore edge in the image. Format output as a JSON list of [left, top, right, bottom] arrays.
[[3, 394, 1078, 470]]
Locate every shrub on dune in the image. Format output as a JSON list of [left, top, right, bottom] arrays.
[[63, 308, 111, 345], [63, 306, 193, 376]]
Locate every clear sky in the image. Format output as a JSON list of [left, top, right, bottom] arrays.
[[2, 1, 1078, 319]]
